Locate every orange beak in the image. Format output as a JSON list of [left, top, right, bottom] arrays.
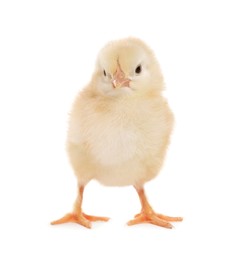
[[112, 65, 131, 88]]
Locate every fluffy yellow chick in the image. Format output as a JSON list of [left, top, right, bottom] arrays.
[[51, 37, 182, 228]]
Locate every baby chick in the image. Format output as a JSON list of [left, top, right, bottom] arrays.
[[51, 37, 182, 229]]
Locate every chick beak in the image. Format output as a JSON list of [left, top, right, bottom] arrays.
[[112, 66, 131, 88]]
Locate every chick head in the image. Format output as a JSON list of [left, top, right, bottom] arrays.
[[91, 37, 164, 97]]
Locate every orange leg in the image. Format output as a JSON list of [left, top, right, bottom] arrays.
[[51, 186, 109, 228], [127, 186, 183, 229]]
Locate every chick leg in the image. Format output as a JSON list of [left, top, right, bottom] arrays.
[[127, 186, 183, 229], [51, 186, 109, 228]]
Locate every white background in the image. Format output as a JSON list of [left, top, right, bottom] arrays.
[[0, 0, 245, 259]]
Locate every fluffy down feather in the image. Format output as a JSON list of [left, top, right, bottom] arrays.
[[66, 37, 174, 187]]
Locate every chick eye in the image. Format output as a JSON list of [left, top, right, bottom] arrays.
[[135, 65, 142, 74], [103, 70, 107, 76]]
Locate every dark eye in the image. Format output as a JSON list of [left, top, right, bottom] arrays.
[[103, 70, 107, 76], [135, 65, 142, 74]]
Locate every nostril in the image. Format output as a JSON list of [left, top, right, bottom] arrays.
[[112, 79, 118, 88]]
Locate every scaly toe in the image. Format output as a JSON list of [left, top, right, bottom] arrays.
[[82, 213, 110, 222], [156, 214, 183, 222]]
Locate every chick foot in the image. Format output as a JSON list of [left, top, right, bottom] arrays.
[[51, 186, 109, 228], [127, 186, 183, 229], [127, 211, 182, 229], [51, 213, 109, 229]]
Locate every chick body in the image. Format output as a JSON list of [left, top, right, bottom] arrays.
[[67, 91, 173, 186]]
